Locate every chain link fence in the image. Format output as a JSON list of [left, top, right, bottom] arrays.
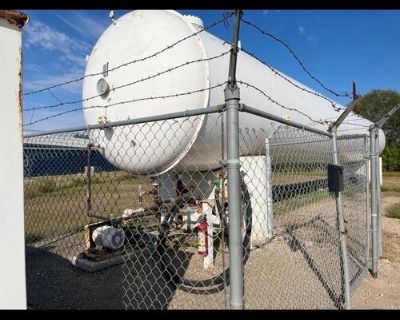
[[238, 119, 369, 309], [337, 136, 370, 293], [23, 108, 371, 309]]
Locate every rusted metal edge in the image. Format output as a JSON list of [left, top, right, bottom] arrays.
[[0, 10, 29, 28]]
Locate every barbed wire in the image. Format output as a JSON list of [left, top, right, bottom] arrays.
[[303, 114, 369, 129], [240, 18, 351, 99], [240, 47, 342, 112], [237, 80, 325, 125], [23, 82, 228, 127], [23, 12, 234, 96], [47, 88, 63, 104], [24, 51, 231, 113]]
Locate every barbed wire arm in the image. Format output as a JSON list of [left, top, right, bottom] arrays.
[[373, 104, 400, 129], [328, 97, 361, 133]]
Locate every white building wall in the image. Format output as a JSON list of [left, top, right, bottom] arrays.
[[0, 11, 28, 309]]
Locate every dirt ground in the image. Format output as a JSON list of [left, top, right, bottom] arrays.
[[352, 193, 400, 309]]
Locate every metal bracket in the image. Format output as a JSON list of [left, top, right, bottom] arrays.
[[224, 85, 240, 101]]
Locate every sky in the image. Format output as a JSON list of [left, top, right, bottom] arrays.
[[20, 9, 400, 133]]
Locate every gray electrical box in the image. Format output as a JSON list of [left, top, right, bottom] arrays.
[[328, 163, 344, 193]]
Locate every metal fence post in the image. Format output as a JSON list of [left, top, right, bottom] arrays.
[[225, 9, 243, 310], [369, 127, 379, 278], [369, 104, 400, 277], [376, 132, 382, 258], [364, 135, 370, 268], [327, 98, 360, 310], [265, 137, 273, 239], [331, 129, 352, 309], [86, 143, 93, 216]]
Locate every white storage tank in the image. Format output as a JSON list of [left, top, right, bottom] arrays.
[[82, 10, 385, 176]]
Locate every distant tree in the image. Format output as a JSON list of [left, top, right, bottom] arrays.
[[353, 89, 400, 171]]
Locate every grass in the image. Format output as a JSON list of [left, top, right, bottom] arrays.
[[381, 172, 400, 192], [25, 169, 398, 244], [274, 189, 330, 214], [24, 171, 138, 199], [386, 202, 400, 219], [382, 171, 400, 178], [381, 179, 400, 192], [24, 171, 153, 243]]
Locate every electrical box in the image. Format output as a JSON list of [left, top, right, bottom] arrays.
[[328, 163, 344, 193]]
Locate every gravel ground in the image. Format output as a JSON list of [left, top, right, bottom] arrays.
[[25, 193, 371, 310], [26, 203, 358, 309], [352, 194, 400, 309]]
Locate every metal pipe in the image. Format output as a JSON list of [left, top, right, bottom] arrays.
[[370, 127, 379, 278], [331, 129, 352, 309], [265, 137, 273, 239], [86, 143, 93, 217], [364, 135, 370, 269], [376, 132, 382, 258], [85, 143, 109, 221], [220, 110, 228, 309], [225, 87, 243, 309], [241, 104, 333, 138], [225, 9, 243, 310], [371, 105, 400, 260], [24, 104, 225, 138]]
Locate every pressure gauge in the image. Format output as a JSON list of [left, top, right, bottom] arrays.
[[96, 78, 110, 97]]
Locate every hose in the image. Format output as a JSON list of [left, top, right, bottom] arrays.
[[156, 176, 253, 293]]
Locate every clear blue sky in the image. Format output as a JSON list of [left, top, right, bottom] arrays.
[[21, 9, 400, 132]]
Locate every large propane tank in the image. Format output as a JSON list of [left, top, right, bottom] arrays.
[[82, 10, 385, 176]]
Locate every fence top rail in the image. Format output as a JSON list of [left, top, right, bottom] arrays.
[[336, 133, 368, 140], [23, 104, 225, 138], [240, 103, 334, 138]]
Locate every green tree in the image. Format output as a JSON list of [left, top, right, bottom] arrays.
[[353, 89, 400, 171]]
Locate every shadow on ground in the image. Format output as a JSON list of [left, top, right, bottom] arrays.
[[25, 244, 196, 309], [26, 245, 125, 309]]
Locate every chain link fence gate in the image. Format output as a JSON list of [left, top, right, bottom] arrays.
[[237, 114, 370, 309], [337, 135, 370, 294]]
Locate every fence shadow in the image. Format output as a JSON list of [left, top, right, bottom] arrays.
[[286, 219, 344, 309], [26, 245, 125, 309]]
